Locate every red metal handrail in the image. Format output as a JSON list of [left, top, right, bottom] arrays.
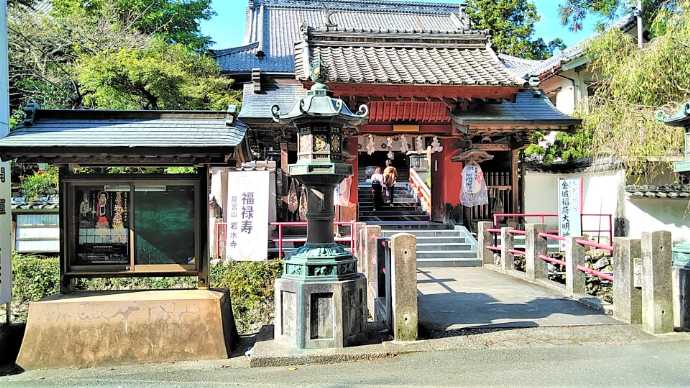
[[539, 232, 566, 241], [409, 168, 431, 215], [270, 221, 356, 259], [576, 238, 614, 253], [508, 229, 526, 235], [538, 254, 565, 266], [509, 248, 526, 256], [487, 245, 502, 252], [493, 212, 613, 243], [577, 265, 614, 282], [487, 228, 501, 234]]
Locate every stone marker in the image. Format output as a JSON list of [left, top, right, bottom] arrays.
[[390, 233, 418, 342], [613, 237, 642, 324], [477, 221, 494, 266], [365, 225, 382, 317], [565, 236, 586, 296], [641, 231, 674, 334], [500, 227, 514, 272], [525, 223, 547, 282]]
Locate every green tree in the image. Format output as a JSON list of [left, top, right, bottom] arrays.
[[559, 0, 678, 33], [466, 0, 566, 59], [548, 0, 689, 178], [50, 0, 215, 50], [8, 1, 238, 111], [77, 38, 236, 110]]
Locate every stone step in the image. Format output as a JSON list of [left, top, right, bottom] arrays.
[[416, 258, 482, 268], [359, 210, 427, 216], [416, 250, 477, 259], [382, 229, 459, 238], [360, 216, 431, 222], [407, 236, 467, 244], [374, 222, 449, 230], [416, 242, 472, 252], [360, 205, 420, 211]]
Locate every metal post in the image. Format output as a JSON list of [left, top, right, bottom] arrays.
[[4, 301, 9, 325], [278, 224, 283, 259], [636, 0, 644, 49], [0, 0, 9, 138]]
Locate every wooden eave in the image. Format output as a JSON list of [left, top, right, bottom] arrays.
[[0, 146, 237, 166]]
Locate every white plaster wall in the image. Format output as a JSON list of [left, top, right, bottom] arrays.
[[524, 169, 625, 237], [525, 169, 690, 242], [625, 198, 690, 242]]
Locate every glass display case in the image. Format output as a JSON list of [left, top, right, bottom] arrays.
[[64, 175, 201, 276]]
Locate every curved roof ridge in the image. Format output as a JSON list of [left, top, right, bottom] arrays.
[[258, 0, 463, 14]]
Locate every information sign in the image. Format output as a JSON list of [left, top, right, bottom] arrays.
[[558, 177, 582, 239], [226, 171, 269, 261]]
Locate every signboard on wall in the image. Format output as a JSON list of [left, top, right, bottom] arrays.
[[226, 171, 269, 261], [558, 177, 582, 239], [0, 162, 11, 304]]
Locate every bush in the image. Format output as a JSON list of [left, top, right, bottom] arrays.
[[20, 167, 59, 200], [212, 261, 283, 334], [3, 255, 282, 334]]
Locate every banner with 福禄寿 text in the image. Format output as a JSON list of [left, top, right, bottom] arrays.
[[226, 171, 269, 261]]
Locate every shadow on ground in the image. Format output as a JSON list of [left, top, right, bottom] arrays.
[[417, 267, 616, 334]]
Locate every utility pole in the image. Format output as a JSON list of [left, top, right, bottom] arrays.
[[636, 0, 644, 49], [0, 0, 8, 137]]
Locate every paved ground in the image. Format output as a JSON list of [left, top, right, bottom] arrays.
[[3, 337, 690, 387], [418, 267, 616, 332]]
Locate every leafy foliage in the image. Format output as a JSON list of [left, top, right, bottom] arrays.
[[77, 39, 236, 110], [559, 0, 678, 33], [8, 0, 238, 111], [581, 2, 690, 177], [524, 128, 594, 164], [466, 0, 566, 59], [20, 166, 59, 200], [51, 0, 215, 51]]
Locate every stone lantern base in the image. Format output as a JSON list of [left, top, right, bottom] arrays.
[[274, 275, 367, 349]]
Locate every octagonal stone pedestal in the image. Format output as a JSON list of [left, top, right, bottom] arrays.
[[274, 275, 367, 349]]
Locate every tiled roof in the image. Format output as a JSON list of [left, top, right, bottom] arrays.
[[499, 54, 542, 81], [297, 29, 523, 86], [626, 184, 690, 199], [12, 196, 59, 212], [0, 110, 247, 149], [214, 0, 469, 74], [239, 80, 307, 120], [452, 91, 581, 129]]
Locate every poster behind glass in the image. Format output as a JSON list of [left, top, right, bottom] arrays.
[[75, 186, 130, 265], [134, 185, 195, 266]]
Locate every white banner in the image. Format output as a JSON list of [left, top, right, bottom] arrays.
[[226, 171, 269, 261], [0, 162, 11, 304], [558, 177, 582, 239]]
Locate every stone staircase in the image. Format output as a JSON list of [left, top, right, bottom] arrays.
[[381, 227, 480, 267], [358, 167, 479, 267]]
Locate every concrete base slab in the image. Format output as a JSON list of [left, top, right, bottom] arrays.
[[17, 289, 239, 370], [418, 267, 617, 332]]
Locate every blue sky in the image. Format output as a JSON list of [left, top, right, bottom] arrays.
[[201, 0, 601, 51]]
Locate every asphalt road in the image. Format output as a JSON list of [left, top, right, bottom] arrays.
[[3, 340, 690, 387]]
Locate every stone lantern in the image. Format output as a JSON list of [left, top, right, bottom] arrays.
[[271, 60, 369, 349]]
